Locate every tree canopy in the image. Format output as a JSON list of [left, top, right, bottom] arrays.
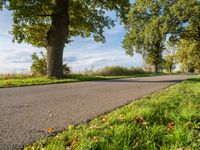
[[176, 39, 200, 72], [123, 0, 170, 72], [2, 0, 130, 47]]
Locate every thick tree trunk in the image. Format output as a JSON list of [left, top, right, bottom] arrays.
[[169, 64, 172, 73], [152, 63, 158, 73], [47, 0, 69, 78]]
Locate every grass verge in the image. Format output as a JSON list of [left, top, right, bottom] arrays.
[[25, 76, 200, 150], [0, 73, 165, 88]]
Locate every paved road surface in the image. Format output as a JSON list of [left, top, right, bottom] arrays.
[[0, 75, 193, 150]]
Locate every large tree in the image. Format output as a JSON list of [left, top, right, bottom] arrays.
[[123, 0, 170, 73], [1, 0, 130, 78]]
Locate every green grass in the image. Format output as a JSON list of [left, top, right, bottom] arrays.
[[0, 73, 165, 88], [24, 76, 200, 150]]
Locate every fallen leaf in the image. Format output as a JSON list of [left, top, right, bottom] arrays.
[[26, 146, 32, 150], [119, 114, 124, 121], [92, 136, 100, 142], [47, 127, 54, 133], [166, 122, 175, 131], [71, 138, 78, 147], [101, 117, 107, 123], [68, 125, 75, 131], [134, 115, 144, 124]]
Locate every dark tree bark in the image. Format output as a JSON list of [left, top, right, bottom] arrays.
[[169, 59, 173, 73], [47, 0, 69, 78], [152, 63, 158, 73], [152, 41, 162, 73]]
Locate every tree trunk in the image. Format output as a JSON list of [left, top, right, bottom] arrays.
[[152, 63, 158, 73], [47, 0, 69, 78], [169, 58, 173, 73]]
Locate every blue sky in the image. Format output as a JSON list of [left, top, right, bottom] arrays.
[[0, 9, 143, 73]]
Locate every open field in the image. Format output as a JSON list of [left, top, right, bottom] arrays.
[[23, 75, 200, 150], [0, 73, 167, 88]]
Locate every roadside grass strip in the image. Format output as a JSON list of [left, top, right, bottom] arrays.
[[0, 73, 164, 88]]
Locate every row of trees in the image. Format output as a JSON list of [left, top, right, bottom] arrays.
[[123, 0, 200, 73], [1, 0, 199, 77]]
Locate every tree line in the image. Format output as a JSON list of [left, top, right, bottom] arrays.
[[1, 0, 199, 78]]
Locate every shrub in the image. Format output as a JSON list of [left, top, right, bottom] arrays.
[[63, 64, 71, 75], [94, 66, 145, 76], [31, 51, 47, 76]]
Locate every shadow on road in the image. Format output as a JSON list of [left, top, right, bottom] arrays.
[[96, 79, 183, 83]]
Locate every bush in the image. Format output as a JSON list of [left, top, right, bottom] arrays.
[[63, 64, 71, 75], [31, 51, 47, 76], [94, 66, 145, 76]]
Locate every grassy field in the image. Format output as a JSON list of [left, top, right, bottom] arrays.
[[24, 76, 200, 150], [0, 73, 165, 88]]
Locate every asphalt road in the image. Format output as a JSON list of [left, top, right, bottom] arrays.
[[0, 75, 193, 150]]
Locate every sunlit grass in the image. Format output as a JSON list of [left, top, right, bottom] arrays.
[[0, 73, 165, 88], [24, 76, 200, 150]]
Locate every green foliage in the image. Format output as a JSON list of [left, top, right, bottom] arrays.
[[25, 76, 200, 150], [123, 0, 168, 68], [162, 48, 176, 73], [123, 0, 199, 71], [163, 54, 176, 73], [31, 51, 47, 75], [176, 39, 200, 72], [94, 66, 145, 76], [2, 0, 130, 47], [0, 0, 6, 10], [167, 0, 200, 43]]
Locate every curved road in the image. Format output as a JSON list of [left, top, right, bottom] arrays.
[[0, 75, 193, 150]]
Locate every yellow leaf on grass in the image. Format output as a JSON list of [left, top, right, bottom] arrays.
[[68, 125, 75, 131]]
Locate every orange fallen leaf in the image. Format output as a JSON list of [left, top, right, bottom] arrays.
[[26, 145, 32, 150], [166, 122, 175, 131], [47, 127, 54, 133]]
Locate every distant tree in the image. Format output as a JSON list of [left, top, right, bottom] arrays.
[[123, 0, 169, 73], [1, 0, 130, 78], [163, 54, 176, 73]]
